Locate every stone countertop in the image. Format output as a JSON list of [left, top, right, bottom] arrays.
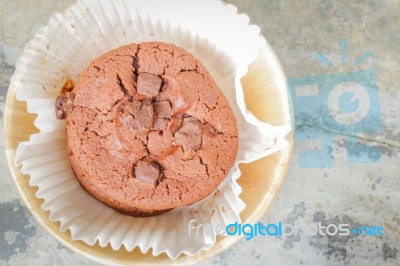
[[1, 0, 399, 265]]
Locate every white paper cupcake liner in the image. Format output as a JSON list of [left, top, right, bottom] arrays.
[[12, 0, 291, 259]]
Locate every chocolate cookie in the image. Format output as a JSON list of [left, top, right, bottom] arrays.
[[56, 42, 238, 216]]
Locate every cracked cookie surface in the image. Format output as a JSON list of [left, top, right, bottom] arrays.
[[56, 42, 238, 216]]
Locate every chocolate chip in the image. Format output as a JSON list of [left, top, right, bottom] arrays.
[[55, 93, 75, 120], [153, 100, 172, 130], [174, 117, 203, 152], [56, 109, 66, 120], [134, 160, 161, 185], [55, 95, 65, 109], [55, 95, 66, 120], [153, 118, 169, 130], [154, 100, 172, 119], [117, 99, 154, 132], [137, 73, 162, 97]]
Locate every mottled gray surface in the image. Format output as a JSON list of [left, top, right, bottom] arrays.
[[1, 0, 399, 265]]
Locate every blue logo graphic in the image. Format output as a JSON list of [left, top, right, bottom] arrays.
[[288, 39, 382, 168]]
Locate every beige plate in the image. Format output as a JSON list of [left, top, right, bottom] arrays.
[[4, 46, 294, 265]]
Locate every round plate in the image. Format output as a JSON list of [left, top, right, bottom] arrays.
[[4, 44, 293, 265]]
